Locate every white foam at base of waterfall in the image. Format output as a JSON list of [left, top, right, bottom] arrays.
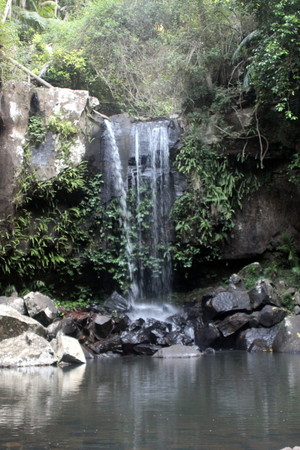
[[128, 302, 179, 322]]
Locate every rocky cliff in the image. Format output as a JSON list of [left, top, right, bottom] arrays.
[[0, 83, 299, 296], [0, 82, 99, 216]]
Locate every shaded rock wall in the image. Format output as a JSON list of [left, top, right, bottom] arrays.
[[223, 175, 300, 258]]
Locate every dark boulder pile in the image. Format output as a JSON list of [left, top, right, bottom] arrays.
[[1, 263, 300, 367]]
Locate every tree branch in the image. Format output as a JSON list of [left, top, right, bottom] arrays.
[[1, 52, 53, 88]]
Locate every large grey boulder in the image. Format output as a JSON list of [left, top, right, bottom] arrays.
[[104, 291, 131, 313], [0, 295, 26, 315], [236, 325, 280, 352], [52, 335, 86, 364], [93, 314, 113, 339], [258, 305, 287, 327], [89, 335, 122, 355], [24, 291, 58, 326], [0, 332, 58, 367], [273, 316, 300, 353], [47, 317, 78, 339], [0, 304, 46, 340], [249, 279, 281, 309], [153, 344, 201, 358], [204, 291, 252, 319], [217, 312, 251, 337], [194, 324, 221, 351]]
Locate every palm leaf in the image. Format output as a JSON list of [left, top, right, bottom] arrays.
[[14, 7, 48, 28], [232, 30, 259, 61]]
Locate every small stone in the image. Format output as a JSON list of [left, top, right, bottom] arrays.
[[294, 292, 300, 306], [294, 306, 300, 315]]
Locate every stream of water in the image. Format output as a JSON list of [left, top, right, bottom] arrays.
[[103, 119, 174, 310], [1, 352, 300, 449]]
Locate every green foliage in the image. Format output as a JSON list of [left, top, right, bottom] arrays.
[[27, 114, 47, 147], [44, 49, 96, 90], [0, 157, 132, 300], [237, 0, 300, 120], [14, 0, 241, 115], [240, 263, 263, 290], [281, 292, 295, 311], [25, 112, 78, 162], [0, 0, 22, 85], [288, 151, 300, 185], [48, 114, 77, 139], [277, 232, 300, 271], [47, 114, 77, 160], [171, 124, 259, 269]]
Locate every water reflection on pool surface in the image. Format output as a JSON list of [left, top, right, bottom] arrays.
[[0, 352, 300, 449]]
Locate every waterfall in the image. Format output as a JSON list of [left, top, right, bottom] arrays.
[[103, 118, 175, 308], [130, 122, 173, 302], [104, 120, 138, 302]]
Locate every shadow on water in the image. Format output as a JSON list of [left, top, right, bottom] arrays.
[[1, 352, 300, 449]]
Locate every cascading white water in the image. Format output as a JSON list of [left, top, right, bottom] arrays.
[[104, 119, 138, 302], [103, 118, 175, 317], [130, 122, 173, 302]]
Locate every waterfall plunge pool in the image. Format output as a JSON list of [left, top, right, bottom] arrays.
[[0, 351, 299, 449]]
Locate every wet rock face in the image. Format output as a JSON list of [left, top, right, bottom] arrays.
[[217, 313, 251, 338], [236, 326, 280, 352], [258, 305, 287, 328], [194, 325, 221, 351]]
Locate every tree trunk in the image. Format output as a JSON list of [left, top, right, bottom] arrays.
[[2, 0, 12, 23]]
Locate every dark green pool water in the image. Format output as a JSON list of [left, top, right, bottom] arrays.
[[0, 352, 299, 449]]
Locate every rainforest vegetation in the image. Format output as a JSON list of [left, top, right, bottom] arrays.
[[0, 0, 300, 300]]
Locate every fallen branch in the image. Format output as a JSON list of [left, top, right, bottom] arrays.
[[1, 51, 53, 88], [92, 110, 110, 121]]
